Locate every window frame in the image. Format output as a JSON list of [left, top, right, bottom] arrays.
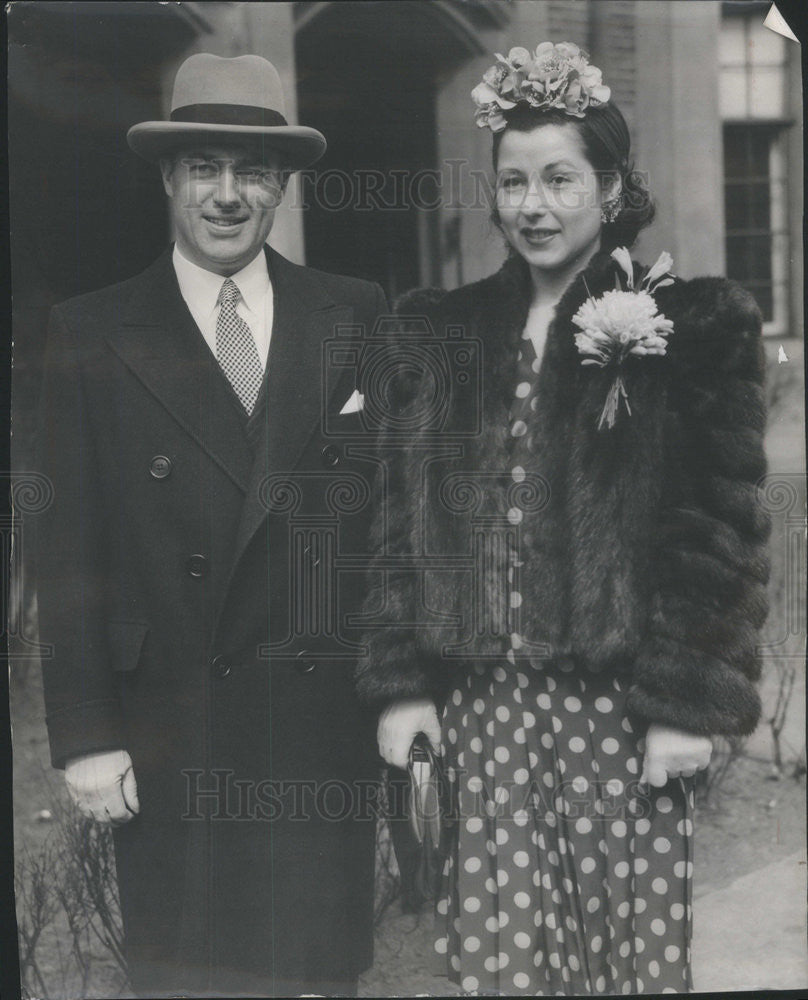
[[723, 121, 790, 337]]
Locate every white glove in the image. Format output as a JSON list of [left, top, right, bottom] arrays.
[[64, 749, 140, 824], [640, 723, 712, 788], [377, 697, 442, 770]]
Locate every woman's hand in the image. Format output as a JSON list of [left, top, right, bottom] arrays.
[[377, 697, 442, 769], [640, 723, 712, 788]]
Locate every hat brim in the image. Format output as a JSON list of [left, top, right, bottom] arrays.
[[127, 121, 327, 169]]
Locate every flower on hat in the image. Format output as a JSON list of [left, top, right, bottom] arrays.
[[472, 42, 611, 132]]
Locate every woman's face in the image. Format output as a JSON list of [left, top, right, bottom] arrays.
[[495, 123, 611, 287]]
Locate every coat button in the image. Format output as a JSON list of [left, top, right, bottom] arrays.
[[186, 554, 208, 578], [295, 650, 317, 674], [320, 444, 340, 467], [149, 455, 172, 479], [211, 654, 231, 678]]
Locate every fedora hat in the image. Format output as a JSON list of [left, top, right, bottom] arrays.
[[127, 53, 326, 169]]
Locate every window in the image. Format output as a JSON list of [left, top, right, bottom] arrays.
[[719, 11, 788, 119], [720, 11, 792, 335], [724, 124, 788, 328]]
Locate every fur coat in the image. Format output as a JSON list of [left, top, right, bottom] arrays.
[[355, 250, 770, 737]]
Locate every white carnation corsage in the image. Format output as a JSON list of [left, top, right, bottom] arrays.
[[572, 248, 675, 430]]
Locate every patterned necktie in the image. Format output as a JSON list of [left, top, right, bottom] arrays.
[[215, 278, 263, 415]]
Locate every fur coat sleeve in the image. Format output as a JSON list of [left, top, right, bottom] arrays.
[[624, 277, 770, 735], [356, 257, 770, 738]]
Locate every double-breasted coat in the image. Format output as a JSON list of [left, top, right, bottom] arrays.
[[35, 245, 387, 996]]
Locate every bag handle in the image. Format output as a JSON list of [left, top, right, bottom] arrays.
[[408, 734, 443, 849]]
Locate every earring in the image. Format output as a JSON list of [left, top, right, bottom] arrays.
[[601, 197, 621, 224]]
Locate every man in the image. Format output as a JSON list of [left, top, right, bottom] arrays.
[[35, 53, 386, 998]]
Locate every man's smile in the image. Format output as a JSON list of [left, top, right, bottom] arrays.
[[203, 214, 249, 230]]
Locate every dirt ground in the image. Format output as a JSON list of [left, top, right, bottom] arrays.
[[694, 754, 806, 898]]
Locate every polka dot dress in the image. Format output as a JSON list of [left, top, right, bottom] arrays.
[[433, 334, 695, 995]]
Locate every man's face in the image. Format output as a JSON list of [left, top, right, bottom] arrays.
[[160, 143, 288, 276]]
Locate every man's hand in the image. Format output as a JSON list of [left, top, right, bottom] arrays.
[[640, 723, 712, 788], [64, 749, 140, 824], [377, 697, 442, 769]]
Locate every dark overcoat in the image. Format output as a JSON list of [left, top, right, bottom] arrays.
[[35, 245, 387, 996], [356, 251, 770, 738]]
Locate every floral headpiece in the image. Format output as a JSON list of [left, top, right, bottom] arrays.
[[471, 42, 611, 132]]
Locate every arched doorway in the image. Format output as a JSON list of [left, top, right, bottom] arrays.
[[294, 1, 481, 302]]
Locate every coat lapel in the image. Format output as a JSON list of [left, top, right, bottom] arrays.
[[104, 249, 253, 492], [476, 249, 635, 434], [228, 247, 354, 572], [265, 247, 353, 475]]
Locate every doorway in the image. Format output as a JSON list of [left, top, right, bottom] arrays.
[[295, 2, 459, 303]]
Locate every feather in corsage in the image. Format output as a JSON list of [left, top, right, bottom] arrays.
[[572, 248, 675, 430]]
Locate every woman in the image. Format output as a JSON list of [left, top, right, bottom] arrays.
[[357, 42, 769, 995]]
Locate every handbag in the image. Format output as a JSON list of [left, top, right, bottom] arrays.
[[390, 736, 448, 912]]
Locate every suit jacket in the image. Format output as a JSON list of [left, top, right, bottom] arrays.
[[356, 251, 770, 738], [35, 245, 388, 995]]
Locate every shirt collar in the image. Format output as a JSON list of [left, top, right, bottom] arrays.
[[172, 244, 270, 316]]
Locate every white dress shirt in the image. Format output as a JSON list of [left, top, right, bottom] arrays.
[[172, 245, 274, 371]]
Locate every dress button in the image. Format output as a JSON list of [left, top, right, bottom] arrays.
[[149, 455, 172, 479], [186, 554, 208, 577], [320, 444, 340, 467], [211, 654, 231, 678], [295, 650, 317, 674]]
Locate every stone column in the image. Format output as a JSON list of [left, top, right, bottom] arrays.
[[635, 1, 724, 276], [241, 2, 306, 264]]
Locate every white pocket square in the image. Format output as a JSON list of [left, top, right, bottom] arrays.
[[339, 389, 364, 415]]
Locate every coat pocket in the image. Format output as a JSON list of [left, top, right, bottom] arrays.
[[107, 621, 149, 673]]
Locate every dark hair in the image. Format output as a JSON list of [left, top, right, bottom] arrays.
[[491, 102, 654, 251]]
